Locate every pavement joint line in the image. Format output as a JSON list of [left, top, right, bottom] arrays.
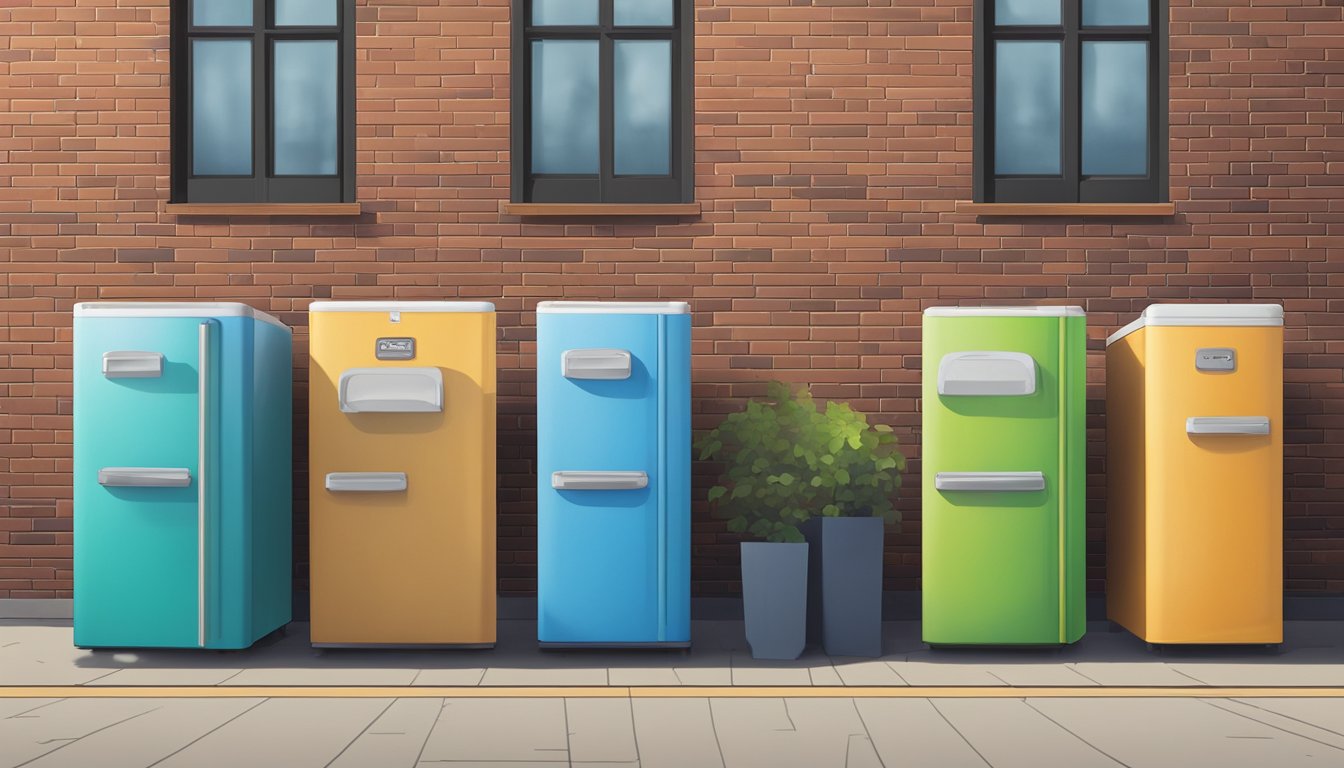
[[2, 686, 1344, 699]]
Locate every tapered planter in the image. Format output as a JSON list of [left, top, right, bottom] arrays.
[[740, 541, 808, 660], [801, 516, 885, 657]]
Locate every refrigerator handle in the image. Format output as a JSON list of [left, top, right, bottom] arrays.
[[551, 471, 649, 490], [561, 349, 632, 380], [937, 351, 1037, 396], [1186, 416, 1270, 436], [98, 467, 191, 487], [325, 472, 409, 493], [935, 471, 1046, 493], [102, 350, 163, 378], [197, 321, 211, 649]]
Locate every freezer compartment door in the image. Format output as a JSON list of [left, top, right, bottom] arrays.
[[338, 367, 443, 413], [74, 317, 212, 648], [538, 313, 663, 643]]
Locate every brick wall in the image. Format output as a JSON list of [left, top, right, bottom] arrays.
[[2, 0, 1342, 600]]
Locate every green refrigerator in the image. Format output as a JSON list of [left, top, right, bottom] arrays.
[[921, 306, 1087, 646]]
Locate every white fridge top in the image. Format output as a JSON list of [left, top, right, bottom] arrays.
[[1107, 303, 1284, 346], [309, 301, 495, 314], [74, 302, 289, 331], [924, 306, 1085, 318], [537, 301, 690, 315]]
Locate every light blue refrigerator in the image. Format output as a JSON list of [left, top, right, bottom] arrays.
[[536, 301, 692, 647], [73, 302, 293, 649]]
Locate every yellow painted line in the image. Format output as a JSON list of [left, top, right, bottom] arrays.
[[1, 686, 1343, 699]]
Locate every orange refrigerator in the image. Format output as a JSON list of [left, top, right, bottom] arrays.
[[308, 301, 496, 647], [1106, 304, 1283, 645]]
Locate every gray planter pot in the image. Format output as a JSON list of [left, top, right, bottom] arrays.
[[801, 516, 885, 657], [740, 541, 809, 660]]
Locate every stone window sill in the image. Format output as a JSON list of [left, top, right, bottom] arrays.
[[164, 203, 363, 217], [959, 202, 1176, 217], [500, 202, 701, 217]]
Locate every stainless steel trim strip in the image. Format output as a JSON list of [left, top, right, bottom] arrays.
[[197, 321, 208, 649]]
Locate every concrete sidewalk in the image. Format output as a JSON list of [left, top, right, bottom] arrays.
[[5, 620, 1344, 767], [2, 619, 1341, 689]]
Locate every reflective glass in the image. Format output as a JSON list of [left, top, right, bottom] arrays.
[[994, 0, 1060, 26], [615, 0, 674, 26], [532, 0, 598, 26], [614, 41, 672, 175], [994, 40, 1061, 175], [1082, 41, 1148, 176], [192, 0, 251, 27], [530, 40, 599, 174], [1083, 0, 1149, 27], [192, 39, 252, 176], [276, 0, 338, 26]]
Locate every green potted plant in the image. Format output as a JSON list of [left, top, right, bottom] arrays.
[[697, 382, 905, 659]]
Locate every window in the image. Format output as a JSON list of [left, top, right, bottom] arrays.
[[170, 0, 355, 203], [973, 0, 1167, 203], [510, 0, 694, 204]]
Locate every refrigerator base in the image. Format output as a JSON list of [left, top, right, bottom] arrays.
[[539, 641, 691, 650], [312, 642, 496, 650]]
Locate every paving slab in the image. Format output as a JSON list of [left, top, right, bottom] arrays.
[[418, 698, 568, 763], [410, 668, 487, 686], [1067, 661, 1207, 686], [886, 661, 1006, 687], [932, 698, 1122, 768], [0, 698, 162, 768], [710, 698, 876, 768], [328, 697, 443, 768], [1030, 697, 1344, 767], [856, 698, 991, 768], [18, 698, 264, 768], [831, 659, 907, 686], [478, 665, 610, 686], [153, 698, 392, 768], [631, 698, 724, 768], [566, 698, 639, 763], [223, 667, 419, 686], [1169, 663, 1344, 688], [84, 667, 244, 686], [0, 698, 60, 719], [1228, 698, 1344, 741]]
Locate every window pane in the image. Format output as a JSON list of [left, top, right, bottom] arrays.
[[192, 39, 252, 176], [276, 0, 338, 26], [615, 0, 674, 27], [614, 41, 671, 176], [994, 0, 1060, 26], [1083, 41, 1148, 176], [532, 0, 598, 26], [273, 40, 339, 176], [192, 0, 251, 27], [1083, 0, 1149, 27], [530, 40, 599, 175], [994, 41, 1061, 175]]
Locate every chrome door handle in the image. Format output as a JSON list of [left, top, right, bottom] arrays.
[[325, 472, 408, 493], [98, 467, 191, 487], [551, 471, 649, 490], [1186, 416, 1270, 436], [935, 471, 1046, 492]]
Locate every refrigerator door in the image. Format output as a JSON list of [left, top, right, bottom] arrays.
[[1145, 325, 1283, 643], [308, 308, 496, 646], [922, 316, 1079, 645], [74, 317, 212, 648], [538, 314, 663, 643]]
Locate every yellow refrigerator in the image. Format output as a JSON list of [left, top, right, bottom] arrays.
[[308, 301, 496, 647], [1106, 304, 1283, 645]]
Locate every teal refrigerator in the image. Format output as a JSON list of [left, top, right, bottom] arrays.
[[921, 306, 1087, 646], [73, 302, 292, 649]]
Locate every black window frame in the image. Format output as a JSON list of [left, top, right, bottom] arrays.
[[973, 0, 1168, 204], [510, 0, 694, 204], [170, 0, 356, 204]]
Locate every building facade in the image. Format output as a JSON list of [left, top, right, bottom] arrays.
[[1, 0, 1342, 601]]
